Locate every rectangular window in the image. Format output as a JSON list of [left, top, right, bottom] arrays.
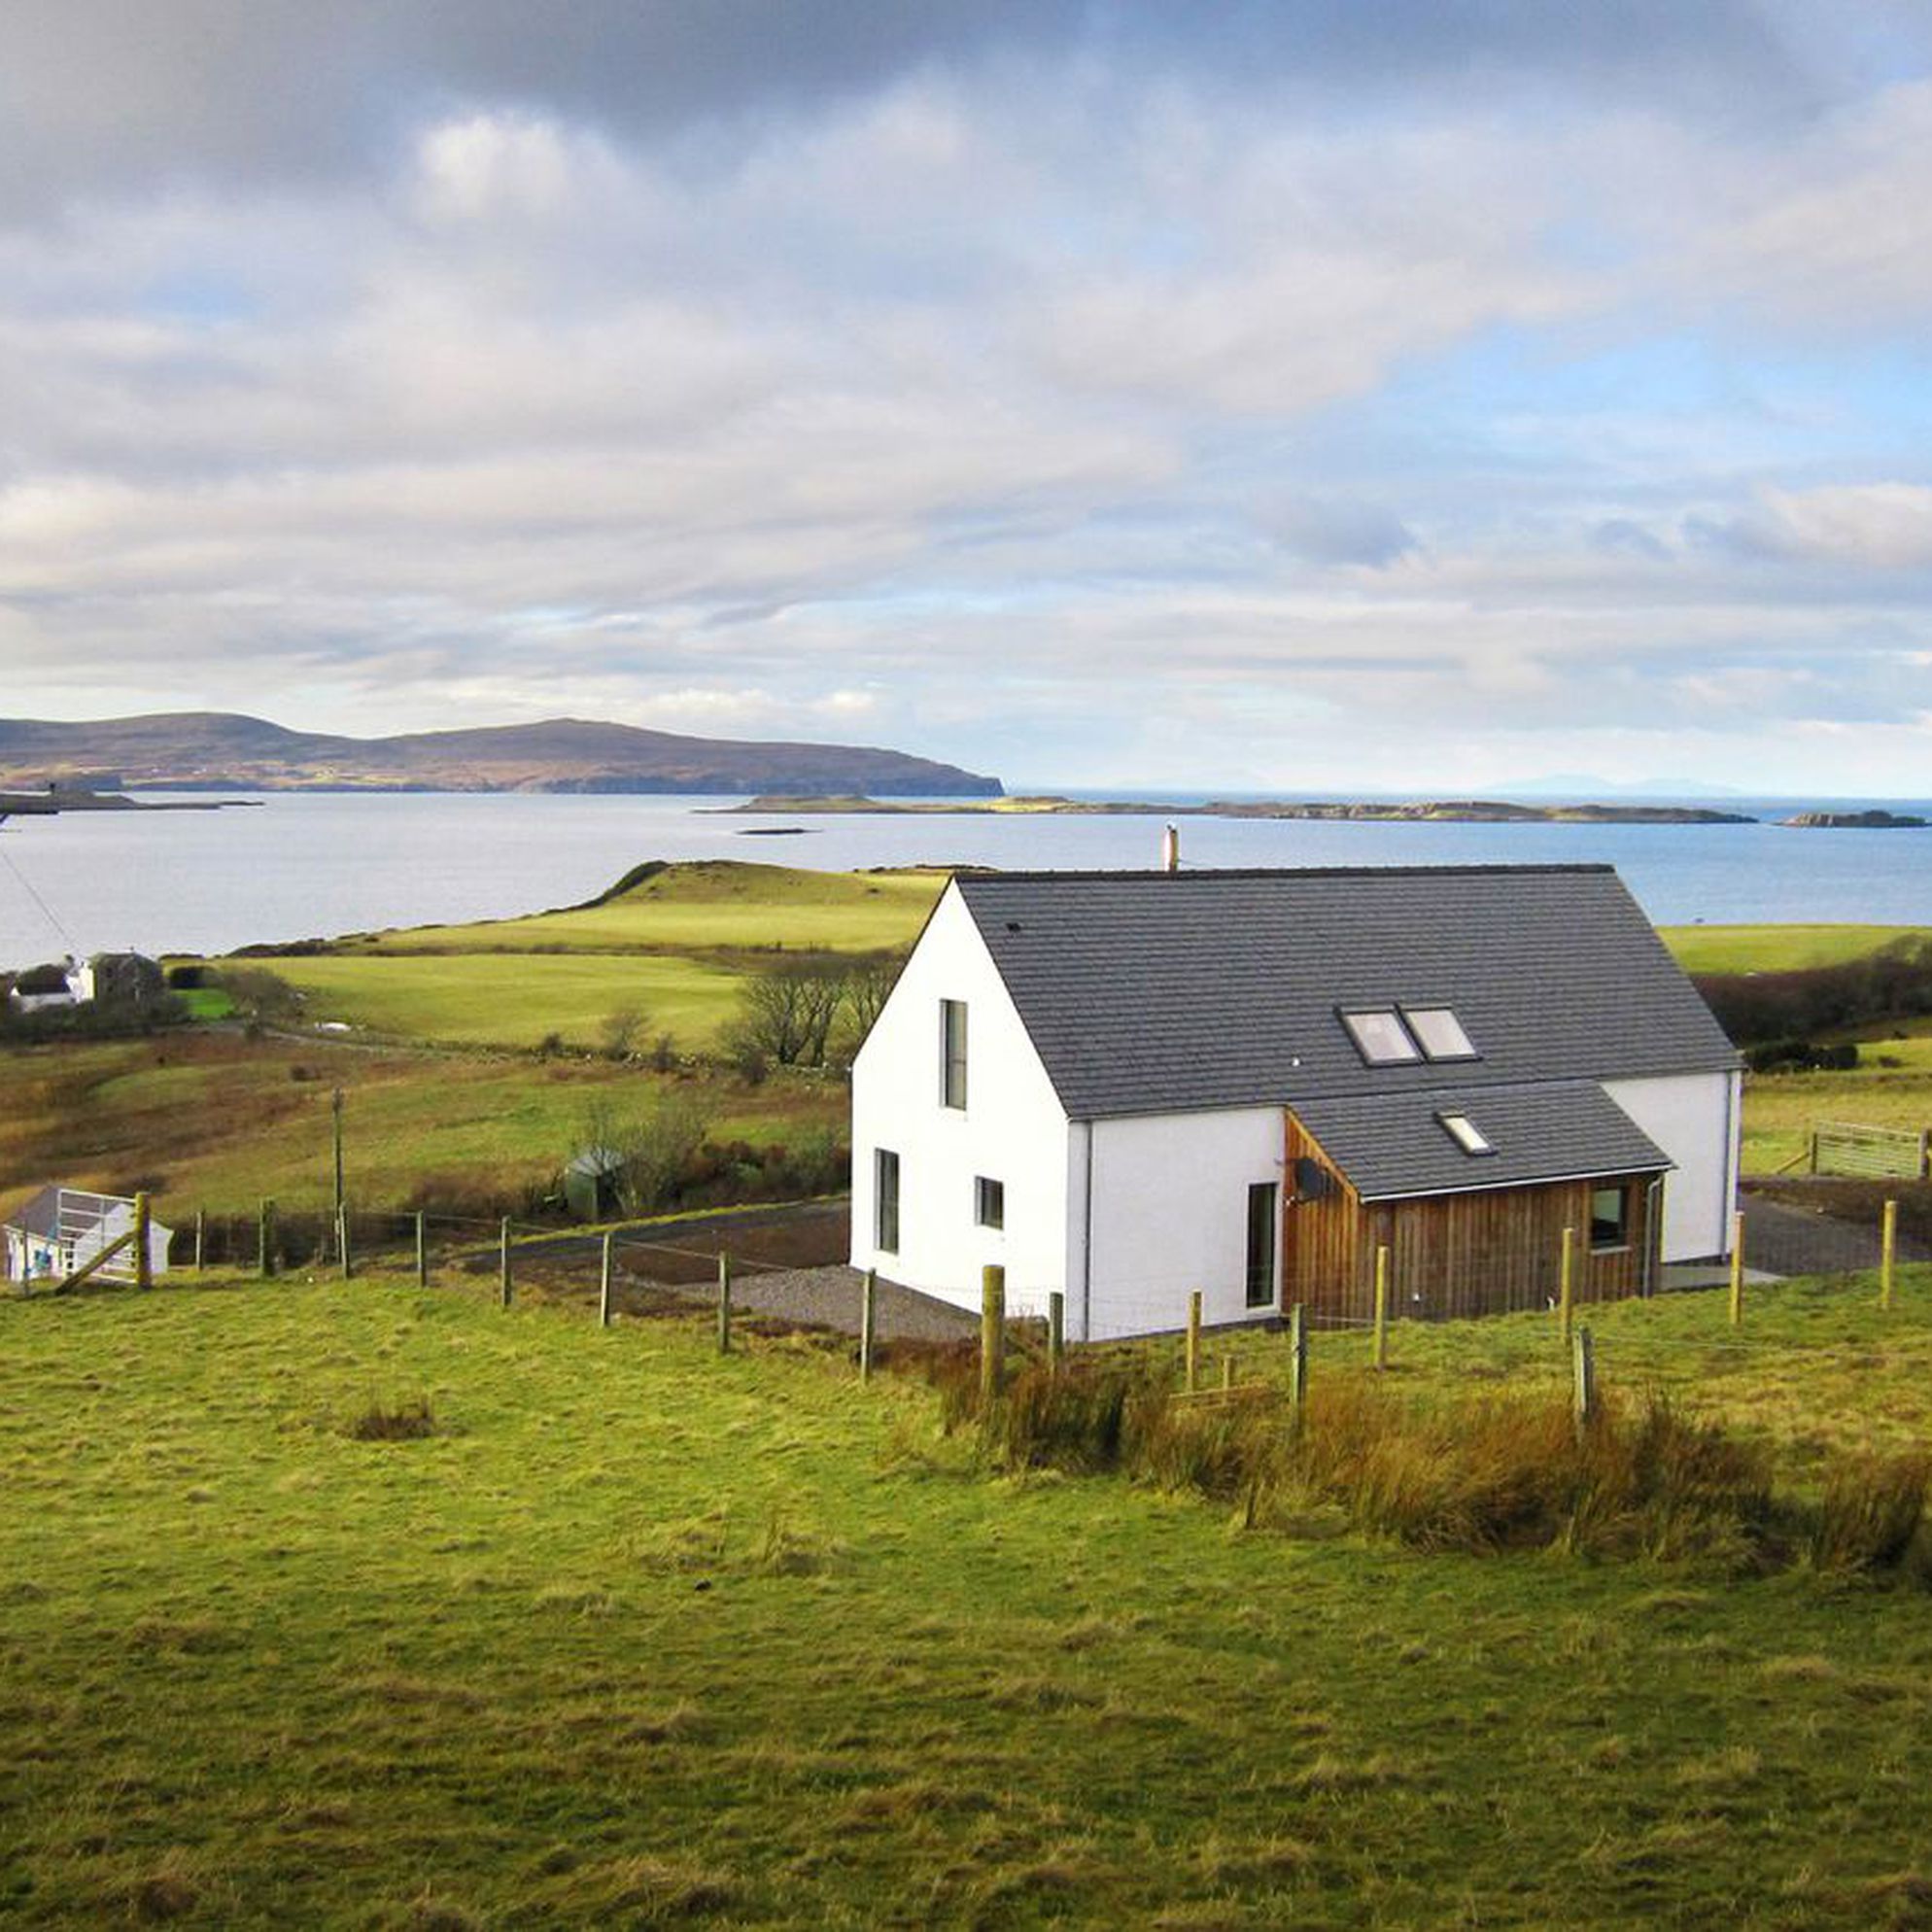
[[1437, 1112, 1495, 1156], [875, 1149, 900, 1254], [1340, 1008, 1420, 1064], [1402, 1006, 1478, 1060], [1245, 1182, 1278, 1309], [941, 999, 968, 1109], [1590, 1185, 1630, 1251], [975, 1176, 1005, 1229]]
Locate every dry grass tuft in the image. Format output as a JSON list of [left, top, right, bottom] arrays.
[[344, 1396, 438, 1442], [1811, 1451, 1930, 1573]]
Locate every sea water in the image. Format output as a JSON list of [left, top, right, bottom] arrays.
[[1, 790, 1929, 968]]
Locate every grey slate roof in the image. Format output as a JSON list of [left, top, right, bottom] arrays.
[[3, 1187, 60, 1237], [953, 864, 1738, 1121], [1291, 1079, 1670, 1202]]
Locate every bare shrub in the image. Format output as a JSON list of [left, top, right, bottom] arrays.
[[597, 1005, 645, 1061], [724, 958, 848, 1068]]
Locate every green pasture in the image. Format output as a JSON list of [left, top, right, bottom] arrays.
[[1657, 922, 1930, 975], [6, 1272, 1932, 1924], [339, 859, 945, 957], [267, 952, 742, 1052]]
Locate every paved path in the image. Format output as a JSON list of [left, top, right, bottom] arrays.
[[644, 1261, 979, 1343], [1740, 1193, 1928, 1277]]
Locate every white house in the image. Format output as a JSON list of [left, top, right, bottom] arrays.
[[849, 863, 1741, 1340], [8, 957, 95, 1013]]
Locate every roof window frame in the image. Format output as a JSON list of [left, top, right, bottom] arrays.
[[1400, 1003, 1480, 1063], [1337, 1006, 1423, 1066]]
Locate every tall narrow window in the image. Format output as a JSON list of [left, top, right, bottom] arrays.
[[941, 999, 968, 1110], [975, 1176, 1005, 1229], [875, 1149, 900, 1254], [1245, 1182, 1278, 1309]]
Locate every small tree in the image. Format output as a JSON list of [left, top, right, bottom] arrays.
[[833, 953, 903, 1063], [725, 958, 849, 1068]]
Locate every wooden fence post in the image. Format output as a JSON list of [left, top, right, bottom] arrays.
[[1572, 1326, 1595, 1437], [1558, 1225, 1575, 1346], [1728, 1210, 1744, 1328], [1809, 1128, 1820, 1176], [859, 1267, 878, 1381], [133, 1192, 153, 1290], [1288, 1302, 1307, 1420], [1881, 1198, 1899, 1311], [1185, 1289, 1202, 1394], [980, 1264, 1006, 1408], [1372, 1245, 1390, 1370], [331, 1087, 345, 1227], [193, 1207, 206, 1276], [259, 1198, 276, 1281], [599, 1231, 614, 1328], [1047, 1289, 1064, 1374], [1222, 1354, 1234, 1392], [414, 1211, 428, 1289], [337, 1206, 353, 1282], [499, 1219, 513, 1308], [716, 1252, 733, 1354]]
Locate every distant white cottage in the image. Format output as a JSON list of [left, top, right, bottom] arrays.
[[849, 863, 1741, 1341]]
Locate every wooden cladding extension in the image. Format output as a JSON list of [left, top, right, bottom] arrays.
[[1282, 1110, 1660, 1326]]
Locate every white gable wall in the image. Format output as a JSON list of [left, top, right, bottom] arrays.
[[1078, 1107, 1285, 1341], [849, 883, 1070, 1319], [1602, 1070, 1741, 1259]]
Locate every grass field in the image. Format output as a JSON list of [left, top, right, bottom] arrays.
[[266, 951, 745, 1052], [0, 1035, 842, 1225], [1656, 922, 1931, 976], [6, 1269, 1932, 1926]]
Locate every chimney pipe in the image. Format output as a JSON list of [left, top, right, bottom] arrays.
[[1160, 823, 1180, 873]]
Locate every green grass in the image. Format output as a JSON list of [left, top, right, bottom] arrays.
[[266, 951, 744, 1052], [1658, 922, 1931, 975], [6, 1273, 1932, 1925]]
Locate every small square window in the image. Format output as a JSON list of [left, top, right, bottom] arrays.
[[1341, 1009, 1420, 1064], [1404, 1006, 1477, 1060], [1437, 1112, 1494, 1156], [1590, 1185, 1630, 1251], [974, 1176, 1004, 1229]]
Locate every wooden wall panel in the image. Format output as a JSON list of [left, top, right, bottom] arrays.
[[1283, 1111, 1656, 1326]]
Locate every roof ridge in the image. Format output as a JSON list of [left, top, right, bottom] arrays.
[[956, 863, 1619, 883]]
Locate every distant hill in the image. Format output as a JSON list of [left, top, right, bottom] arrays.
[[0, 712, 1002, 798]]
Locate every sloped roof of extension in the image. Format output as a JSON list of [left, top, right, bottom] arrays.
[[953, 864, 1739, 1121], [1292, 1079, 1670, 1203]]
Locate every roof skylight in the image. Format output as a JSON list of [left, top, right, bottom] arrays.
[[1404, 1006, 1477, 1060], [1340, 1009, 1421, 1064], [1437, 1112, 1495, 1156]]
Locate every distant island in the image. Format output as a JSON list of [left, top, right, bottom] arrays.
[[726, 794, 1759, 825], [0, 787, 255, 821], [1782, 810, 1928, 830], [0, 712, 1002, 799]]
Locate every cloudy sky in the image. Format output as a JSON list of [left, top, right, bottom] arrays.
[[3, 1, 1931, 794]]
